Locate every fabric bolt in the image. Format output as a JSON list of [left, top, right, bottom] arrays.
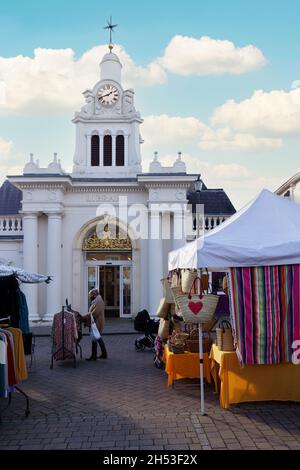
[[17, 290, 30, 334], [229, 265, 300, 365], [52, 310, 78, 360], [210, 344, 300, 409]]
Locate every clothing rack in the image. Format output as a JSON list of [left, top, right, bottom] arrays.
[[0, 323, 30, 421], [50, 305, 77, 369]]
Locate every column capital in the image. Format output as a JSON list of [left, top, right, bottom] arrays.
[[45, 211, 64, 218], [20, 211, 40, 218]]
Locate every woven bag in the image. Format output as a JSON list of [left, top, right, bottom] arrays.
[[181, 269, 198, 294], [158, 318, 170, 339], [216, 320, 234, 352], [175, 277, 219, 324], [156, 297, 171, 319], [161, 278, 174, 304]]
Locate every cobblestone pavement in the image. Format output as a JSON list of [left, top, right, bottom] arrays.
[[0, 334, 299, 450]]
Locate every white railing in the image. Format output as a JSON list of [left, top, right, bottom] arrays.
[[0, 216, 23, 236], [186, 215, 230, 241]]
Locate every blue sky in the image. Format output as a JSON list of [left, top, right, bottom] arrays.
[[0, 0, 300, 208]]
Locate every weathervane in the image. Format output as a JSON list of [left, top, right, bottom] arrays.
[[104, 16, 118, 52]]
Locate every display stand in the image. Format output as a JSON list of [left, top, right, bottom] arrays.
[[50, 306, 76, 369]]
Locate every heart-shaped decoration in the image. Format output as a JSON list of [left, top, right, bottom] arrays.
[[188, 301, 203, 315]]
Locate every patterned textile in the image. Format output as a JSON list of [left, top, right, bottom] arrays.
[[229, 265, 300, 365], [51, 310, 77, 360]]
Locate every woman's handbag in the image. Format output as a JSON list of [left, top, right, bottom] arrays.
[[216, 320, 234, 351], [90, 313, 101, 342], [156, 297, 171, 319], [181, 269, 198, 294], [175, 277, 219, 324], [158, 318, 170, 339]]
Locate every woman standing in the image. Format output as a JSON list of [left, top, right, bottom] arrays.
[[81, 288, 107, 361]]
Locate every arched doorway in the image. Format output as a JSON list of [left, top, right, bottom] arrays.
[[82, 221, 133, 318]]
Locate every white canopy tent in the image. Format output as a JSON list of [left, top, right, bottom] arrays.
[[168, 189, 300, 415], [169, 189, 300, 271]]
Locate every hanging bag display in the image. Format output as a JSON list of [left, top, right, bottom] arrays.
[[216, 320, 234, 351], [158, 318, 170, 339], [90, 313, 101, 342], [161, 278, 174, 304], [156, 297, 171, 319], [181, 269, 198, 294], [175, 276, 219, 324]]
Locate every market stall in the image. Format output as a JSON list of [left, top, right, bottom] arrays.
[[168, 189, 300, 409]]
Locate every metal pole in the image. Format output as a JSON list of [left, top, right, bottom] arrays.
[[198, 322, 205, 415]]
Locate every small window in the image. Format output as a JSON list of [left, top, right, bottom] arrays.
[[103, 135, 112, 166], [91, 135, 99, 166], [116, 135, 125, 166]]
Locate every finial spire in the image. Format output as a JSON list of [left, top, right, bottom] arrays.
[[177, 151, 182, 161], [154, 151, 158, 162], [104, 16, 118, 52]]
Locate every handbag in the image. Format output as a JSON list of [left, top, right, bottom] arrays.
[[181, 269, 198, 294], [158, 318, 170, 339], [216, 320, 234, 351], [175, 277, 219, 324], [156, 297, 171, 319], [90, 313, 101, 342]]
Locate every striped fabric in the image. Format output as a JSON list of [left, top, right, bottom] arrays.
[[229, 265, 300, 365]]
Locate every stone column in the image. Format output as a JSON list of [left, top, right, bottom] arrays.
[[45, 212, 63, 320], [112, 135, 116, 166], [22, 212, 39, 320], [86, 134, 91, 166], [124, 135, 129, 166], [99, 134, 104, 166], [148, 210, 163, 316], [173, 210, 185, 251]]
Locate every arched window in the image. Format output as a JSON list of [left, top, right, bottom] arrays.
[[103, 135, 112, 166], [91, 135, 99, 166], [116, 135, 125, 166]]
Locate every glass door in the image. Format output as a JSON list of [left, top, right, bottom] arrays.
[[99, 266, 120, 318], [120, 266, 132, 317]]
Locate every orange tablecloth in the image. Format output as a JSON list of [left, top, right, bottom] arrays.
[[210, 343, 300, 409], [163, 345, 211, 386]]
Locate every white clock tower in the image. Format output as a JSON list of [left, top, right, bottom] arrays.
[[72, 45, 143, 177]]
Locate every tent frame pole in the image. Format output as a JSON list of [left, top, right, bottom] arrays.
[[198, 322, 206, 415]]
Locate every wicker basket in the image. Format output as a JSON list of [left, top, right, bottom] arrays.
[[168, 340, 185, 354], [161, 278, 174, 304], [181, 269, 198, 294], [186, 339, 199, 353], [216, 320, 234, 351]]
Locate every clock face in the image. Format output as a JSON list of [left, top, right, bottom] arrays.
[[97, 84, 119, 106]]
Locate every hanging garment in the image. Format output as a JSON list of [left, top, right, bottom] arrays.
[[0, 334, 7, 398], [7, 327, 28, 382], [229, 265, 300, 365], [0, 276, 20, 327], [0, 330, 17, 386], [52, 310, 78, 360], [17, 290, 30, 334]]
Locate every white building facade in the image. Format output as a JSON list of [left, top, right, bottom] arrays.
[[1, 48, 235, 321]]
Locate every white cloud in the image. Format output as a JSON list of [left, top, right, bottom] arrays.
[[142, 114, 281, 152], [158, 35, 266, 76], [0, 45, 166, 114], [212, 88, 300, 134], [0, 137, 13, 156], [0, 35, 266, 114], [199, 127, 282, 150], [0, 138, 23, 184]]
